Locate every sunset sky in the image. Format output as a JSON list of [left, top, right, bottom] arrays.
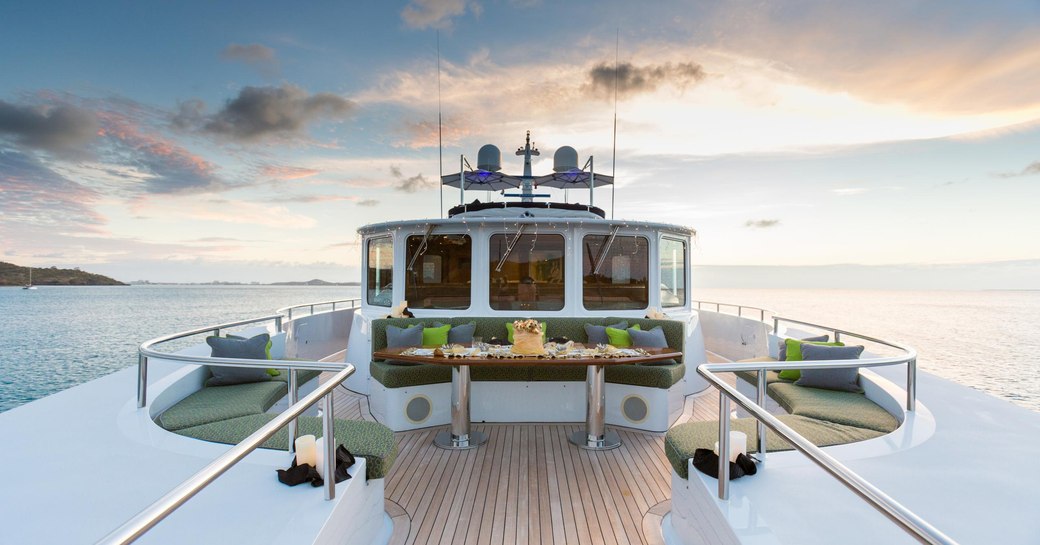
[[1, 1, 1038, 287]]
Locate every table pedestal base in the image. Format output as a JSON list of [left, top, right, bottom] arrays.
[[568, 430, 622, 451], [434, 430, 488, 450]]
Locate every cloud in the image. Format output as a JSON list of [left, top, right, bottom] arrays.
[[0, 149, 105, 230], [357, 199, 379, 206], [0, 100, 99, 157], [745, 219, 780, 229], [831, 187, 868, 196], [201, 85, 354, 142], [390, 165, 435, 193], [221, 43, 279, 77], [996, 161, 1040, 178], [395, 117, 473, 149], [259, 164, 321, 180], [401, 0, 476, 29], [584, 61, 707, 99]]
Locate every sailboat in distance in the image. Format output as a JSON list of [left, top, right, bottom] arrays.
[[23, 267, 37, 290]]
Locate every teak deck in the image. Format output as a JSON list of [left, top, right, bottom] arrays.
[[321, 369, 783, 545]]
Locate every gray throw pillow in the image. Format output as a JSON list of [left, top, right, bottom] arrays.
[[627, 326, 677, 366], [794, 343, 866, 392], [434, 321, 477, 344], [585, 321, 628, 344], [206, 333, 272, 386], [778, 334, 829, 360], [386, 324, 424, 348]]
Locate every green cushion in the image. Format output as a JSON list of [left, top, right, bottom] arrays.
[[370, 359, 451, 388], [735, 369, 790, 386], [270, 369, 322, 385], [605, 362, 685, 389], [158, 380, 288, 431], [664, 415, 886, 479], [605, 324, 640, 347], [778, 340, 844, 380], [422, 323, 451, 346], [173, 414, 398, 480], [506, 321, 547, 343], [768, 383, 899, 433]]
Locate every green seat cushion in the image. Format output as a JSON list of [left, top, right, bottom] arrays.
[[768, 383, 899, 433], [370, 359, 451, 388], [735, 369, 790, 386], [270, 369, 322, 385], [530, 365, 588, 381], [664, 415, 886, 479], [158, 380, 288, 431], [173, 414, 398, 480], [605, 362, 685, 389]]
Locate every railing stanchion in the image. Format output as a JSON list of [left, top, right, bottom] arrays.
[[288, 369, 299, 452], [137, 353, 148, 408], [718, 392, 730, 500], [288, 308, 293, 321], [756, 370, 767, 459], [907, 358, 917, 411], [322, 393, 336, 501], [275, 316, 283, 332], [835, 330, 842, 343]]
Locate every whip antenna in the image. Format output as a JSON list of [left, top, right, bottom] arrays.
[[437, 31, 444, 218], [611, 28, 619, 220]]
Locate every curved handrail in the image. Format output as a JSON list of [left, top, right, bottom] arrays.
[[694, 310, 957, 544], [692, 299, 776, 323], [277, 298, 361, 320], [98, 365, 355, 545]]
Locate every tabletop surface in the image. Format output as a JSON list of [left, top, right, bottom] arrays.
[[372, 345, 682, 367]]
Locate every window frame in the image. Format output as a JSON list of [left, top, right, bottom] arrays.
[[659, 236, 687, 308], [366, 235, 394, 307], [404, 233, 473, 311], [580, 233, 651, 311], [486, 231, 567, 312]]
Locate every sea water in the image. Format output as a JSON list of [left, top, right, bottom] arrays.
[[0, 286, 1037, 413]]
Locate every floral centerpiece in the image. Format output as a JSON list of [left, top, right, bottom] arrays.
[[511, 319, 546, 355]]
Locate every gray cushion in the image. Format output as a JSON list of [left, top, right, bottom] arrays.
[[627, 326, 675, 365], [778, 334, 828, 360], [795, 344, 866, 392], [585, 321, 627, 344], [386, 324, 423, 348], [205, 334, 272, 386], [435, 321, 476, 344]]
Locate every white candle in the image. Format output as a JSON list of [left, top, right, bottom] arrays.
[[713, 431, 748, 463], [315, 437, 326, 476], [295, 434, 317, 467]]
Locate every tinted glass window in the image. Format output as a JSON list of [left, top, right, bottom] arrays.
[[489, 233, 565, 311], [367, 237, 393, 307], [405, 234, 472, 309], [660, 238, 686, 307], [582, 235, 649, 310]]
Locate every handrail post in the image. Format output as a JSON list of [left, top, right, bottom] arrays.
[[274, 316, 283, 333], [835, 330, 842, 343], [288, 308, 293, 321], [332, 302, 337, 311], [322, 393, 336, 500], [718, 392, 730, 500], [288, 370, 299, 452], [756, 370, 767, 459], [213, 328, 220, 337], [907, 358, 917, 411], [773, 316, 780, 337], [760, 309, 764, 322], [137, 353, 148, 408]]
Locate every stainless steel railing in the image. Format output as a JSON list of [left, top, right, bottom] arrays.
[[98, 365, 355, 545], [695, 312, 958, 545], [693, 299, 775, 323], [277, 298, 361, 321]]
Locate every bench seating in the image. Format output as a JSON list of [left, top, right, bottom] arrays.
[[370, 316, 685, 389], [664, 356, 899, 479], [157, 368, 398, 480]]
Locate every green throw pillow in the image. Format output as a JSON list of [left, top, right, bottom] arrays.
[[778, 339, 845, 380], [422, 323, 451, 346], [506, 322, 547, 343], [227, 333, 279, 376], [605, 324, 641, 347]]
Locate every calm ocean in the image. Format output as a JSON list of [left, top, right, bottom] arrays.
[[1, 286, 1037, 413]]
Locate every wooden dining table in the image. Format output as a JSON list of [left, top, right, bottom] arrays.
[[372, 344, 682, 451]]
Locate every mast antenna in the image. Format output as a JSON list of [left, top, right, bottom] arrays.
[[611, 28, 619, 220]]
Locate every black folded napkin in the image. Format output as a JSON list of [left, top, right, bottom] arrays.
[[486, 337, 509, 346], [692, 448, 758, 480], [277, 445, 357, 487], [547, 336, 570, 344]]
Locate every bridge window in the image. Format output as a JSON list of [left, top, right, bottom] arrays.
[[582, 235, 649, 310], [660, 238, 686, 307], [366, 237, 393, 307], [405, 234, 472, 310], [489, 233, 566, 311]]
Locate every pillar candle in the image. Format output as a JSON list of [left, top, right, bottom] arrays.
[[295, 434, 317, 467]]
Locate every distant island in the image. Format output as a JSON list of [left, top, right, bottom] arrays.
[[127, 279, 361, 286], [0, 262, 126, 286]]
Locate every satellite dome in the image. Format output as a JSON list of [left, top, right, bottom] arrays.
[[553, 146, 579, 172], [477, 144, 502, 172]]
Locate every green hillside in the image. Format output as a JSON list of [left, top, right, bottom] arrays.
[[0, 262, 126, 286]]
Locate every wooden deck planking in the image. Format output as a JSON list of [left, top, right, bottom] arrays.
[[325, 381, 774, 545]]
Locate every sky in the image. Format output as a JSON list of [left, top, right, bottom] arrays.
[[1, 0, 1038, 288]]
